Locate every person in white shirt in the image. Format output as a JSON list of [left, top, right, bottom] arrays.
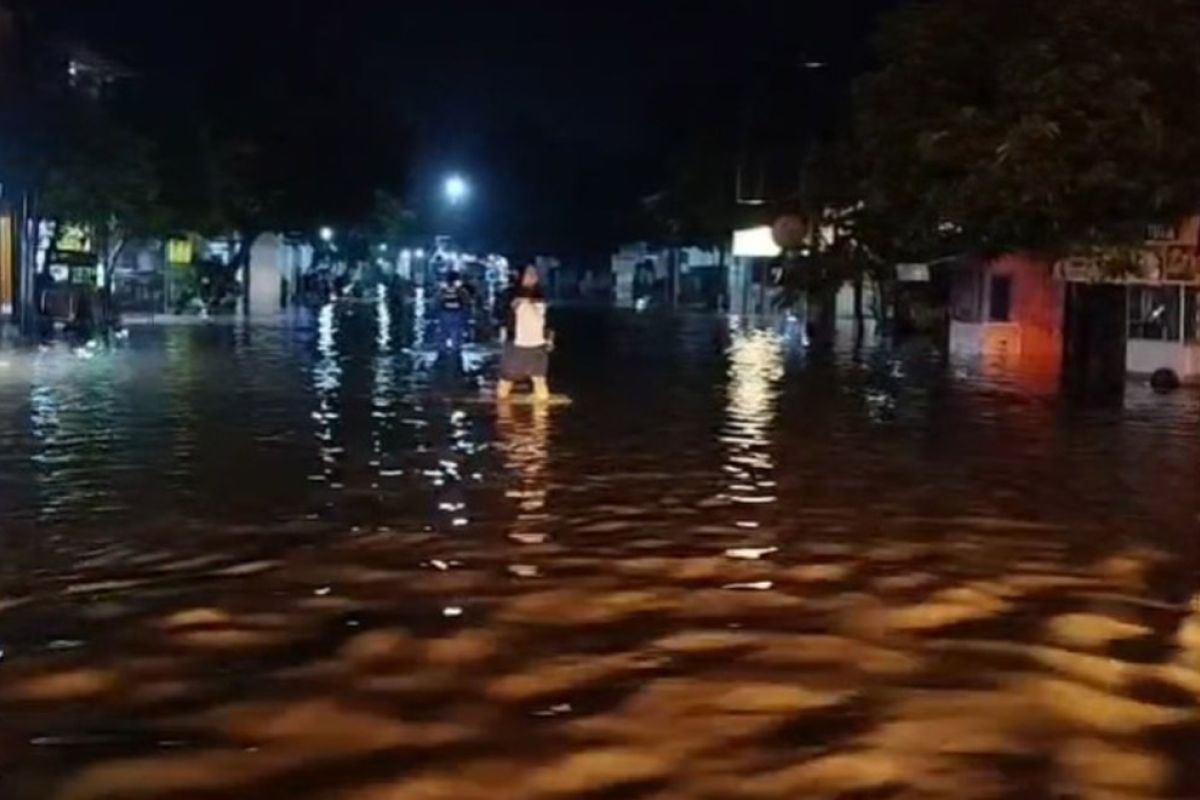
[[497, 264, 553, 401]]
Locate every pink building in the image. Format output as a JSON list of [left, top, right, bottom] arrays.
[[948, 254, 1064, 368]]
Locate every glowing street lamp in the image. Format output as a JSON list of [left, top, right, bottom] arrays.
[[444, 174, 469, 206], [319, 226, 334, 243]]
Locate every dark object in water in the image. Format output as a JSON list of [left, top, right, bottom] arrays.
[[1150, 368, 1181, 393]]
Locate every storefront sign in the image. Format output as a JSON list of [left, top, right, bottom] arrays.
[[167, 238, 193, 264], [732, 226, 781, 258], [895, 263, 930, 283], [1056, 244, 1200, 285], [56, 224, 92, 253]]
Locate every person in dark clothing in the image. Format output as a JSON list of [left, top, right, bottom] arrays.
[[438, 271, 472, 350], [493, 268, 520, 338]]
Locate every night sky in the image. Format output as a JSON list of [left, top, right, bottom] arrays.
[[31, 0, 899, 254]]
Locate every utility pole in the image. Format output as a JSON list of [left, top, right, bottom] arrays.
[[17, 190, 35, 333]]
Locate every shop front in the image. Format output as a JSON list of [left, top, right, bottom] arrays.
[[1057, 218, 1200, 384]]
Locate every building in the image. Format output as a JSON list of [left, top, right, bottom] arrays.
[[0, 25, 135, 329], [727, 226, 780, 315], [937, 218, 1200, 385], [947, 254, 1064, 366], [248, 234, 313, 315], [611, 242, 727, 309], [0, 196, 14, 317], [1058, 218, 1200, 384]]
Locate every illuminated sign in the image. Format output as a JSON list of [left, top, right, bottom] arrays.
[[167, 238, 193, 264], [732, 226, 781, 258], [57, 224, 92, 253], [896, 263, 931, 282], [1055, 244, 1200, 285]]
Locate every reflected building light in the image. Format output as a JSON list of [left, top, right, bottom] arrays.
[[412, 286, 427, 348], [720, 328, 784, 512], [317, 302, 336, 355], [376, 286, 392, 352], [312, 302, 343, 487], [498, 403, 551, 539]]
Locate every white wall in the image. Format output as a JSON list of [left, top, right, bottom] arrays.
[[248, 233, 283, 315], [1126, 339, 1200, 380], [834, 282, 878, 319], [611, 255, 638, 307]]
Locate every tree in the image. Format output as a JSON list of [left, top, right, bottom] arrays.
[[646, 135, 744, 250], [774, 138, 899, 339], [855, 0, 1200, 258], [363, 190, 416, 245], [38, 100, 162, 283], [641, 133, 756, 307]]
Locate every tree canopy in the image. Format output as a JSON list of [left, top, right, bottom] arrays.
[[854, 0, 1200, 258]]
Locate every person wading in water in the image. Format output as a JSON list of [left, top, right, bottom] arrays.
[[497, 264, 553, 401]]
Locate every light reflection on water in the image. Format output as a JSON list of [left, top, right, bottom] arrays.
[[0, 308, 1198, 799], [722, 323, 783, 517]]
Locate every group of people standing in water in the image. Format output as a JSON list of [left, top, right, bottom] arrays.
[[438, 263, 554, 401]]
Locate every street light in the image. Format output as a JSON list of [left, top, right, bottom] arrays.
[[444, 174, 469, 205], [319, 226, 334, 243]]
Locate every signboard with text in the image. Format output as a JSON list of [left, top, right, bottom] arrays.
[[1056, 244, 1200, 285]]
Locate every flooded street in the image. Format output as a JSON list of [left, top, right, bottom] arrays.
[[1, 302, 1199, 800]]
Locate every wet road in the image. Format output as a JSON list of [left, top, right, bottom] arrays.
[[0, 301, 1199, 799]]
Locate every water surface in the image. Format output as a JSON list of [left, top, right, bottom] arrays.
[[0, 303, 1198, 799]]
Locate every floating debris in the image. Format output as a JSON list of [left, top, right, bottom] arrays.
[[722, 581, 774, 591], [724, 547, 778, 561], [533, 702, 573, 718], [510, 533, 549, 545]]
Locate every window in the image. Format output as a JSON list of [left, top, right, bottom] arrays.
[[988, 276, 1012, 322], [1186, 289, 1200, 342], [1128, 285, 1182, 341], [950, 270, 982, 322]]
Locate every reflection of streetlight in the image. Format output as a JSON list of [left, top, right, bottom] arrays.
[[444, 174, 469, 205], [319, 226, 334, 243]]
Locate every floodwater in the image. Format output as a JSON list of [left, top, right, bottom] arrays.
[[0, 300, 1198, 800]]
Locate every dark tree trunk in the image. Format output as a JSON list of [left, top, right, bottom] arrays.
[[716, 245, 727, 311], [232, 230, 259, 315], [16, 193, 36, 334], [852, 274, 865, 342], [808, 285, 837, 346]]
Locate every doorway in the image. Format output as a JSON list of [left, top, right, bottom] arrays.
[[1063, 283, 1127, 399]]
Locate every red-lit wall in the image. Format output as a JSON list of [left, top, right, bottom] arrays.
[[948, 254, 1065, 379], [987, 254, 1064, 363]]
